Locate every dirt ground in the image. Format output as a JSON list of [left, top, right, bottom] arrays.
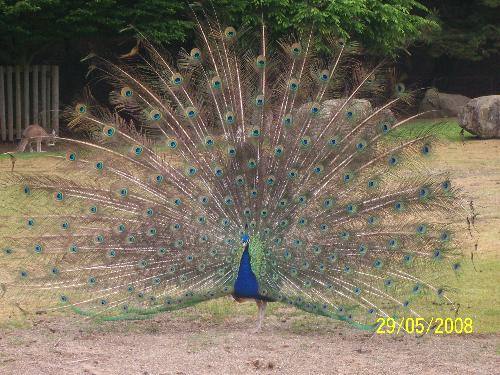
[[0, 313, 498, 375]]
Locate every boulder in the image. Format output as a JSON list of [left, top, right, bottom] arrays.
[[419, 88, 470, 118], [458, 95, 500, 138], [379, 108, 397, 125], [297, 99, 373, 138], [297, 99, 397, 138], [318, 99, 397, 125], [318, 98, 373, 121]]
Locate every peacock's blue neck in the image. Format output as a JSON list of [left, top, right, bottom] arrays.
[[233, 243, 260, 298]]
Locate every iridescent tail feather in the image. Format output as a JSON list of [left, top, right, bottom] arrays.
[[0, 8, 469, 330]]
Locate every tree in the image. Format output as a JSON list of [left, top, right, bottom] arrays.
[[0, 0, 192, 64], [420, 0, 500, 61], [0, 0, 438, 64], [230, 0, 437, 56]]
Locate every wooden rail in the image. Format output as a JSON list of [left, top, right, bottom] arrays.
[[0, 65, 59, 141]]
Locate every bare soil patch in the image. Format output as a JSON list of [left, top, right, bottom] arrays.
[[0, 314, 498, 375]]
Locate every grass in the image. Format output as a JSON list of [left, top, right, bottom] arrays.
[[390, 118, 475, 142], [0, 119, 498, 334], [0, 151, 64, 160], [421, 257, 500, 334]]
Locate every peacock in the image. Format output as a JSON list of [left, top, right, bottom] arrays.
[[0, 9, 468, 333]]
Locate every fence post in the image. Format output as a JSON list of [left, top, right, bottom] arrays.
[[32, 65, 39, 124], [6, 66, 13, 142], [15, 65, 22, 139], [46, 74, 51, 131], [0, 67, 5, 142], [23, 64, 30, 130], [41, 65, 47, 129], [51, 65, 59, 135], [0, 64, 59, 141]]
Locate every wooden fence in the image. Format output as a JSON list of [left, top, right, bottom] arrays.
[[0, 65, 59, 142]]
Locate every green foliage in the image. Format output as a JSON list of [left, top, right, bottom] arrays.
[[421, 0, 500, 60], [0, 0, 438, 63], [207, 0, 437, 56], [0, 0, 192, 63], [241, 0, 437, 55], [1, 1, 496, 65]]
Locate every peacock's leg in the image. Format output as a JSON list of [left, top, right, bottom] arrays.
[[254, 299, 267, 332]]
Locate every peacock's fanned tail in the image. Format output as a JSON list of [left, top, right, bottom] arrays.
[[0, 12, 467, 329]]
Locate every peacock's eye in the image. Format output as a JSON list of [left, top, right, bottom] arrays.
[[190, 48, 201, 60], [225, 27, 236, 39]]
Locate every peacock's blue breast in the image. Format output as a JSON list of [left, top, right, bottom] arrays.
[[233, 247, 260, 298]]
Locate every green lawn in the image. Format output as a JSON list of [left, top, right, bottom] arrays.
[[0, 151, 64, 160], [390, 118, 474, 142]]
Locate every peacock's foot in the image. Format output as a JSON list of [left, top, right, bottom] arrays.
[[252, 325, 262, 334]]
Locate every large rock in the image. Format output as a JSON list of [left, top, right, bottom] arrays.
[[458, 95, 500, 138], [318, 99, 396, 125], [297, 99, 397, 138], [379, 108, 397, 125], [318, 99, 373, 121], [419, 88, 470, 118], [297, 99, 372, 138]]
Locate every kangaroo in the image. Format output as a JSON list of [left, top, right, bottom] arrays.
[[17, 124, 56, 152]]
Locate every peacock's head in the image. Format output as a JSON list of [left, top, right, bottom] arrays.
[[241, 233, 249, 243], [241, 222, 250, 244]]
